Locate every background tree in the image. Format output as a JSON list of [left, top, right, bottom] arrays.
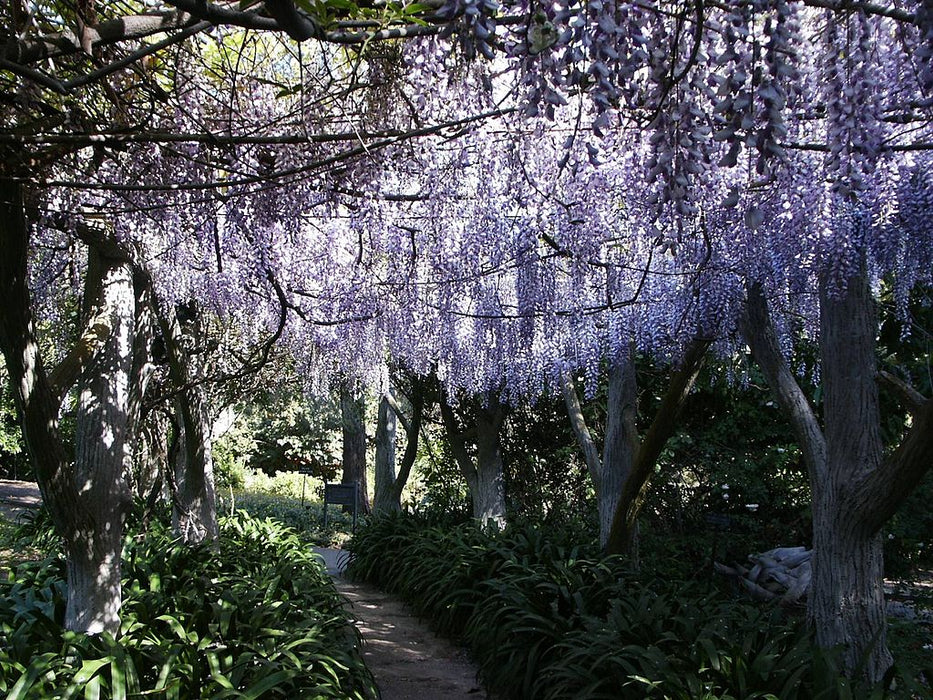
[[440, 390, 509, 529], [373, 373, 425, 514]]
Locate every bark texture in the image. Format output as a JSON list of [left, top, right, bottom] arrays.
[[0, 178, 137, 633], [561, 347, 638, 547], [70, 248, 135, 633], [440, 393, 507, 529], [169, 394, 219, 545], [742, 277, 933, 683], [340, 383, 370, 514], [812, 273, 891, 681], [126, 273, 159, 501], [153, 298, 219, 545], [373, 383, 424, 514]]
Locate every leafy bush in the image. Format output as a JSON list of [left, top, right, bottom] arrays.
[[0, 512, 376, 699], [219, 490, 354, 545], [347, 514, 911, 699]]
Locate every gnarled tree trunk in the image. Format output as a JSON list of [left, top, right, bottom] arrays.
[[169, 391, 219, 545], [742, 276, 933, 683], [440, 391, 507, 529], [0, 178, 137, 633], [70, 248, 135, 632]]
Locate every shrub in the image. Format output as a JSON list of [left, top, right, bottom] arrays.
[[218, 490, 354, 545], [0, 512, 376, 699], [347, 513, 911, 700]]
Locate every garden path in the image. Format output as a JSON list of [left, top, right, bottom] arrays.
[[0, 478, 41, 522], [312, 546, 487, 700]]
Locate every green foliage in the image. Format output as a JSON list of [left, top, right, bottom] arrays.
[[406, 433, 472, 519], [883, 471, 933, 578], [0, 362, 28, 480], [9, 506, 61, 555], [501, 395, 593, 522], [877, 289, 933, 577], [246, 392, 342, 480], [0, 512, 376, 699], [219, 490, 354, 546], [347, 514, 912, 699], [647, 365, 810, 548]]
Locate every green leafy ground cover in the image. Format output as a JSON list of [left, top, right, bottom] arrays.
[[0, 511, 376, 699], [219, 490, 354, 546], [346, 513, 932, 700]]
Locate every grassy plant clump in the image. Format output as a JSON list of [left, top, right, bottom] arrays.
[[0, 511, 376, 699], [346, 513, 925, 699], [218, 490, 354, 546]]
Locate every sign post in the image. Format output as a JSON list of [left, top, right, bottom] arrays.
[[323, 481, 360, 532], [298, 465, 314, 507]]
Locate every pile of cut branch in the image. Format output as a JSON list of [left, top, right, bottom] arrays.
[[715, 546, 812, 605]]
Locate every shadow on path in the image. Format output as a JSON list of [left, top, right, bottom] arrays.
[[313, 547, 486, 700], [0, 479, 41, 522]]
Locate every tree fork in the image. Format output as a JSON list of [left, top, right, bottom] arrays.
[[604, 337, 711, 555], [0, 177, 86, 548]]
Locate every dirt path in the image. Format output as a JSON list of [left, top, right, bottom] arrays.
[[337, 578, 486, 700], [311, 547, 486, 699], [0, 478, 41, 522]]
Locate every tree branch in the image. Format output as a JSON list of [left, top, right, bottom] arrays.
[[605, 336, 711, 554], [2, 11, 198, 65], [878, 369, 927, 416], [439, 396, 477, 486], [560, 370, 603, 484], [852, 396, 933, 536], [741, 282, 827, 484], [393, 382, 424, 496], [47, 313, 113, 403], [384, 388, 412, 434]]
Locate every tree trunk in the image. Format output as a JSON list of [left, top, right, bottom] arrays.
[[70, 249, 135, 633], [0, 178, 80, 538], [373, 394, 399, 513], [340, 382, 370, 514], [473, 406, 507, 529], [1, 178, 138, 634], [605, 339, 710, 555], [135, 408, 169, 504], [599, 351, 638, 547], [373, 382, 425, 514], [440, 392, 507, 529], [170, 391, 219, 545], [561, 347, 638, 547], [813, 272, 891, 680], [742, 275, 933, 683], [152, 298, 219, 545], [126, 272, 159, 503]]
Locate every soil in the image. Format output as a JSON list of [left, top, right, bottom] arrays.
[[310, 546, 487, 699], [0, 478, 41, 522], [0, 480, 487, 699]]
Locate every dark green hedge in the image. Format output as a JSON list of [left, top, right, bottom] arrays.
[[1, 512, 376, 699], [346, 513, 898, 700]]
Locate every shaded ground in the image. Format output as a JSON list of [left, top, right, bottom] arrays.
[[337, 578, 486, 699], [0, 478, 41, 522], [311, 547, 486, 699]]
